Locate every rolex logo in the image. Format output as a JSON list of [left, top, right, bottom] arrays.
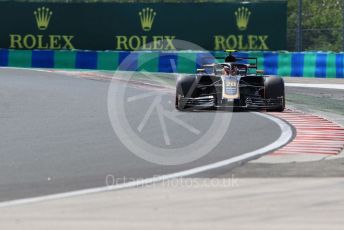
[[235, 7, 251, 31], [34, 7, 53, 30], [139, 8, 156, 32]]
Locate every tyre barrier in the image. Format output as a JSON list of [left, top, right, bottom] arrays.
[[0, 49, 343, 78]]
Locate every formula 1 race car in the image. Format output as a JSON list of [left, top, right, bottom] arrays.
[[175, 50, 285, 112]]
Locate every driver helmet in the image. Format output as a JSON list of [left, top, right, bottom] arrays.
[[223, 66, 230, 75], [231, 65, 238, 75]]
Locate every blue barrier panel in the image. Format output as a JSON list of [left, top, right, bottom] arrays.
[[118, 51, 138, 71], [2, 49, 344, 79], [290, 53, 304, 77], [315, 53, 327, 78], [76, 51, 98, 69], [336, 54, 344, 78], [234, 52, 249, 59], [233, 51, 250, 64], [158, 53, 178, 73], [263, 52, 278, 75], [0, 49, 9, 66], [32, 50, 54, 68], [196, 52, 215, 68]]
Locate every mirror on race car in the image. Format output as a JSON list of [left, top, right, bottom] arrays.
[[256, 70, 264, 75], [197, 68, 205, 73]]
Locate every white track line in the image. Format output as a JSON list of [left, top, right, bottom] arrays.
[[285, 83, 344, 90], [0, 113, 293, 208]]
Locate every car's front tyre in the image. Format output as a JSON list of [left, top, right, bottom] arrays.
[[264, 76, 285, 112]]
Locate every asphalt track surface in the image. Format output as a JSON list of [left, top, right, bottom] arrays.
[[0, 68, 283, 202]]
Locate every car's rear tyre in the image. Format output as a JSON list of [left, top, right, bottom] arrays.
[[264, 76, 285, 112]]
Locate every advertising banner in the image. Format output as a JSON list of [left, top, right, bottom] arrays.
[[0, 1, 287, 51]]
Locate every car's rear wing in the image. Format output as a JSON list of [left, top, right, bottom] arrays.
[[223, 50, 258, 69], [199, 50, 261, 74], [233, 57, 257, 69]]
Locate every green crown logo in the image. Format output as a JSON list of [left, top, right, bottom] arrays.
[[235, 7, 251, 31], [139, 8, 156, 32], [34, 7, 53, 30]]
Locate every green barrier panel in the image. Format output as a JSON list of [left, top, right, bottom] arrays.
[[177, 53, 197, 74], [97, 51, 119, 71], [212, 51, 224, 63], [303, 53, 316, 78], [54, 50, 76, 69], [2, 49, 344, 78], [137, 52, 159, 72], [8, 50, 31, 67], [248, 51, 264, 69], [326, 53, 336, 78], [277, 52, 291, 77]]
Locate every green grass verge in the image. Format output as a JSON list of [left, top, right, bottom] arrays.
[[287, 93, 344, 116]]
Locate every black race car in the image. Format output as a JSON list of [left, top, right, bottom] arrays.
[[175, 51, 285, 112]]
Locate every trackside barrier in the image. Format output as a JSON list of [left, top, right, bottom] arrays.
[[0, 49, 343, 78]]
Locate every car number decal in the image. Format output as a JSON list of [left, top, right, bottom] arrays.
[[222, 76, 240, 99]]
